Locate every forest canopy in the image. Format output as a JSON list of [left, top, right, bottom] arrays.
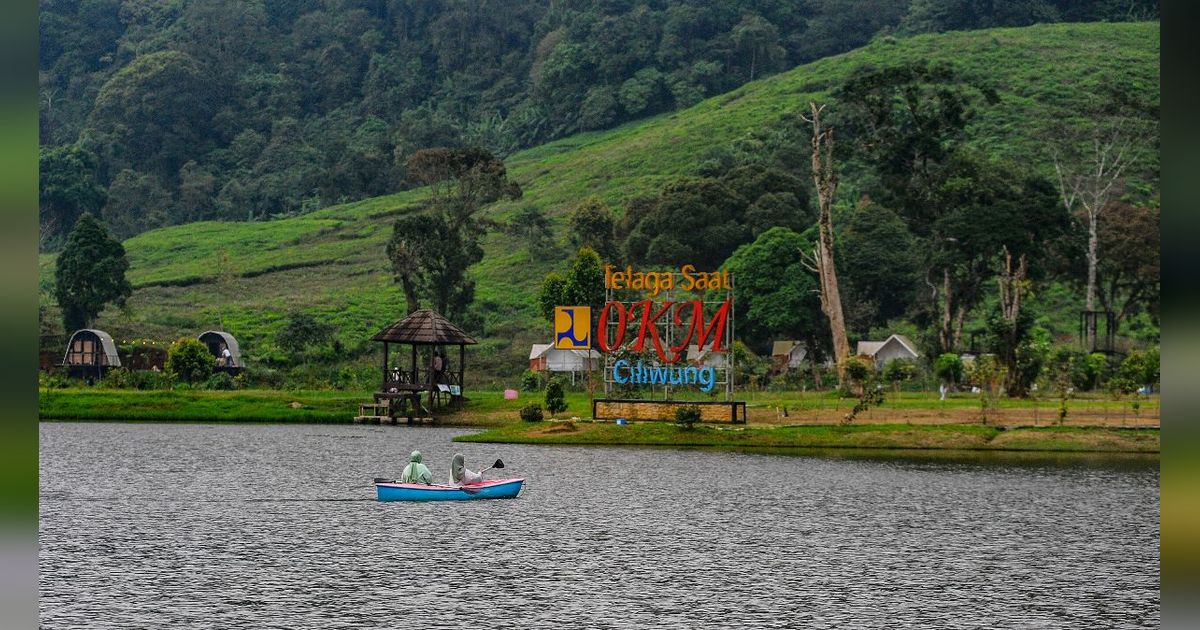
[[39, 0, 1157, 244]]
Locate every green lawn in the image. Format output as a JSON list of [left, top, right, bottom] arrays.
[[455, 420, 1159, 454], [39, 386, 1158, 424]]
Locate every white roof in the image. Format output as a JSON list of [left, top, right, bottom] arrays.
[[856, 334, 919, 358], [530, 344, 600, 360], [856, 340, 885, 356], [771, 340, 799, 357]]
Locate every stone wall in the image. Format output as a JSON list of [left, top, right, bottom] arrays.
[[594, 400, 744, 423]]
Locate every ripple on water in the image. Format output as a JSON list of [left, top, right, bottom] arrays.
[[39, 423, 1159, 629]]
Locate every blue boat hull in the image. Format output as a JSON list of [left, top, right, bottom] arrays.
[[375, 478, 524, 502]]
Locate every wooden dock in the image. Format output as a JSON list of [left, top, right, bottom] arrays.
[[353, 401, 435, 425]]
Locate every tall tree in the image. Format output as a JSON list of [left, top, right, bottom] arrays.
[[537, 247, 606, 321], [801, 102, 850, 381], [1048, 86, 1154, 346], [833, 61, 997, 234], [405, 146, 522, 228], [54, 212, 132, 332], [837, 200, 919, 331], [386, 213, 439, 314], [508, 204, 554, 255], [1096, 201, 1159, 325], [926, 154, 1068, 352], [995, 246, 1030, 395], [724, 227, 825, 355], [390, 147, 521, 318], [567, 197, 617, 262]]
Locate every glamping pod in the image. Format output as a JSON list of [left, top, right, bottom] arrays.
[[62, 329, 120, 380], [198, 331, 243, 373]]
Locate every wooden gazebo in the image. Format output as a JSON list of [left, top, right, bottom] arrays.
[[366, 309, 477, 422]]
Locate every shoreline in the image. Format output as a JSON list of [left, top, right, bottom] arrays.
[[39, 388, 1160, 455], [454, 421, 1159, 455]]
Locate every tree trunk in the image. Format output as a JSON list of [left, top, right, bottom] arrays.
[[805, 334, 822, 390], [1084, 209, 1099, 349], [805, 102, 851, 384], [998, 246, 1028, 396], [400, 275, 420, 314], [953, 304, 968, 352], [940, 269, 953, 354]]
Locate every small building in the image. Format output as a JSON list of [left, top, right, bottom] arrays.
[[198, 331, 244, 373], [686, 343, 727, 369], [770, 340, 807, 372], [856, 334, 920, 369], [529, 343, 600, 384], [62, 329, 120, 380]]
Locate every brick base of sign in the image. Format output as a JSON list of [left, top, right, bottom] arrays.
[[592, 398, 747, 424]]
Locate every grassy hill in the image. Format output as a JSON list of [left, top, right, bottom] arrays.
[[39, 22, 1160, 383]]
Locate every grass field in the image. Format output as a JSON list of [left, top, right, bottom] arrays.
[[455, 420, 1159, 454], [37, 22, 1160, 380], [40, 386, 1159, 428]]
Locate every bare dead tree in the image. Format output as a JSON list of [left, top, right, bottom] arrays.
[[801, 102, 851, 382], [1051, 112, 1139, 348], [38, 216, 58, 252]]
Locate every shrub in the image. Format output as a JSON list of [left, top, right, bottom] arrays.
[[883, 359, 917, 384], [100, 367, 133, 389], [934, 353, 963, 386], [165, 337, 213, 383], [674, 404, 701, 430], [965, 354, 1005, 423], [521, 370, 541, 391], [544, 380, 567, 416], [844, 357, 872, 382], [38, 371, 71, 389], [243, 365, 285, 389], [204, 371, 236, 391], [519, 404, 544, 422], [1117, 348, 1160, 391]]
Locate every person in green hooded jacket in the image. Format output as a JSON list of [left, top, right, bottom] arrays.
[[401, 450, 433, 485]]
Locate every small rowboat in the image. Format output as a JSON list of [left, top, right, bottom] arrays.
[[375, 478, 525, 502]]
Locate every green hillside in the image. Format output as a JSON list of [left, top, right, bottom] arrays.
[[39, 22, 1160, 381]]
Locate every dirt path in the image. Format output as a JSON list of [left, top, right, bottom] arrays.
[[748, 405, 1159, 428]]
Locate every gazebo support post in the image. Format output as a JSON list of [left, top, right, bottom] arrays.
[[381, 342, 389, 391], [459, 344, 465, 399], [410, 344, 417, 384]]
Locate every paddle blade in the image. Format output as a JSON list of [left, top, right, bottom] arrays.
[[492, 459, 505, 470], [373, 477, 394, 484]]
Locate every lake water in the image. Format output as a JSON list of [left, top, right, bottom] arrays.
[[39, 423, 1159, 628]]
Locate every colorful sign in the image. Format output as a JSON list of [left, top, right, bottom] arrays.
[[552, 263, 734, 398], [612, 359, 716, 392], [605, 264, 731, 298], [554, 306, 591, 350], [597, 299, 731, 363]]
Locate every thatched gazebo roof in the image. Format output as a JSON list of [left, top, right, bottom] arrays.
[[371, 309, 478, 345]]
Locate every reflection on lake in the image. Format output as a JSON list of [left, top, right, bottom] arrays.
[[40, 423, 1158, 628]]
